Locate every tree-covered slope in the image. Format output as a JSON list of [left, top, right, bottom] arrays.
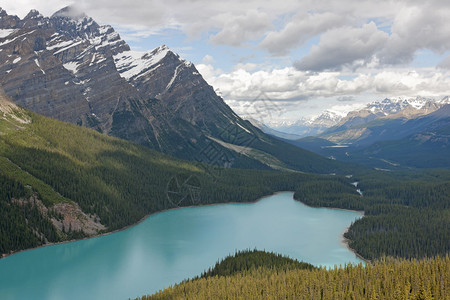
[[294, 170, 450, 260], [198, 249, 315, 279], [355, 114, 450, 169], [1, 92, 448, 264], [141, 251, 450, 300], [0, 94, 324, 256]]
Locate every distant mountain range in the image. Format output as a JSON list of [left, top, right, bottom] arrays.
[[354, 104, 450, 168], [321, 97, 449, 144], [257, 97, 450, 169], [259, 97, 449, 139], [262, 110, 345, 138], [0, 6, 344, 174]]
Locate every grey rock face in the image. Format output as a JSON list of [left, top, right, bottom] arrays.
[[0, 6, 257, 162], [0, 6, 336, 173]]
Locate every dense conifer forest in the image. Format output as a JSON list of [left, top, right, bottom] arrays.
[[0, 106, 321, 255], [0, 173, 58, 254], [141, 250, 450, 300], [1, 4, 449, 299], [294, 171, 450, 260], [1, 104, 449, 266], [198, 249, 316, 279]]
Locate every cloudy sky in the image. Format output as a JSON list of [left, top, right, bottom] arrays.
[[3, 0, 450, 122]]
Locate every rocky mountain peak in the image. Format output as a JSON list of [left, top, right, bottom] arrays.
[[0, 6, 330, 172], [51, 6, 88, 21], [20, 9, 49, 30], [437, 96, 450, 105], [309, 110, 344, 125], [24, 9, 43, 20], [335, 96, 442, 128], [367, 97, 433, 113], [155, 44, 169, 52], [0, 6, 243, 153], [0, 8, 20, 28], [49, 7, 101, 41]]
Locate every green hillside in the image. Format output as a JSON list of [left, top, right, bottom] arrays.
[[1, 98, 449, 264], [0, 99, 319, 255], [357, 123, 450, 168], [294, 171, 450, 260], [198, 249, 316, 279], [141, 251, 450, 300]]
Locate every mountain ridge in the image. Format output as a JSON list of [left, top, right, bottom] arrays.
[[327, 97, 449, 136], [257, 97, 450, 169], [0, 6, 343, 174], [1, 83, 323, 256], [258, 96, 449, 140], [320, 97, 450, 145]]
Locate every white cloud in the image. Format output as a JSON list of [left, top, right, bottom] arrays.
[[209, 10, 272, 46], [379, 4, 450, 65], [260, 12, 346, 56], [294, 22, 389, 71], [202, 55, 215, 64], [112, 24, 159, 42], [373, 70, 450, 97], [198, 64, 450, 104], [5, 0, 450, 70], [0, 0, 71, 17], [197, 63, 450, 120], [231, 63, 260, 72], [196, 63, 223, 82], [4, 0, 450, 120], [328, 102, 367, 115]]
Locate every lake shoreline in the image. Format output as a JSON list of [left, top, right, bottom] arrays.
[[0, 191, 283, 259], [291, 198, 367, 264], [1, 191, 368, 265], [341, 232, 370, 264]]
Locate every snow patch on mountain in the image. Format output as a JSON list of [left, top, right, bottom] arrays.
[[0, 30, 36, 47], [34, 59, 45, 74], [114, 45, 170, 80], [305, 110, 345, 127], [437, 96, 450, 105], [46, 39, 75, 50], [258, 96, 449, 138], [54, 40, 83, 55], [0, 29, 16, 39], [365, 97, 431, 114], [165, 63, 183, 91], [63, 61, 80, 73]]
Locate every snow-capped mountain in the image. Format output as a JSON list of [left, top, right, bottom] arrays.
[[284, 98, 450, 169], [361, 96, 447, 118], [317, 96, 450, 146], [0, 6, 338, 173], [253, 110, 344, 139], [256, 96, 449, 140], [332, 97, 449, 131], [367, 97, 431, 114], [0, 6, 252, 159], [307, 110, 345, 127]]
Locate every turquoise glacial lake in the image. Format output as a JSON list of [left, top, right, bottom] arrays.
[[0, 192, 363, 299]]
